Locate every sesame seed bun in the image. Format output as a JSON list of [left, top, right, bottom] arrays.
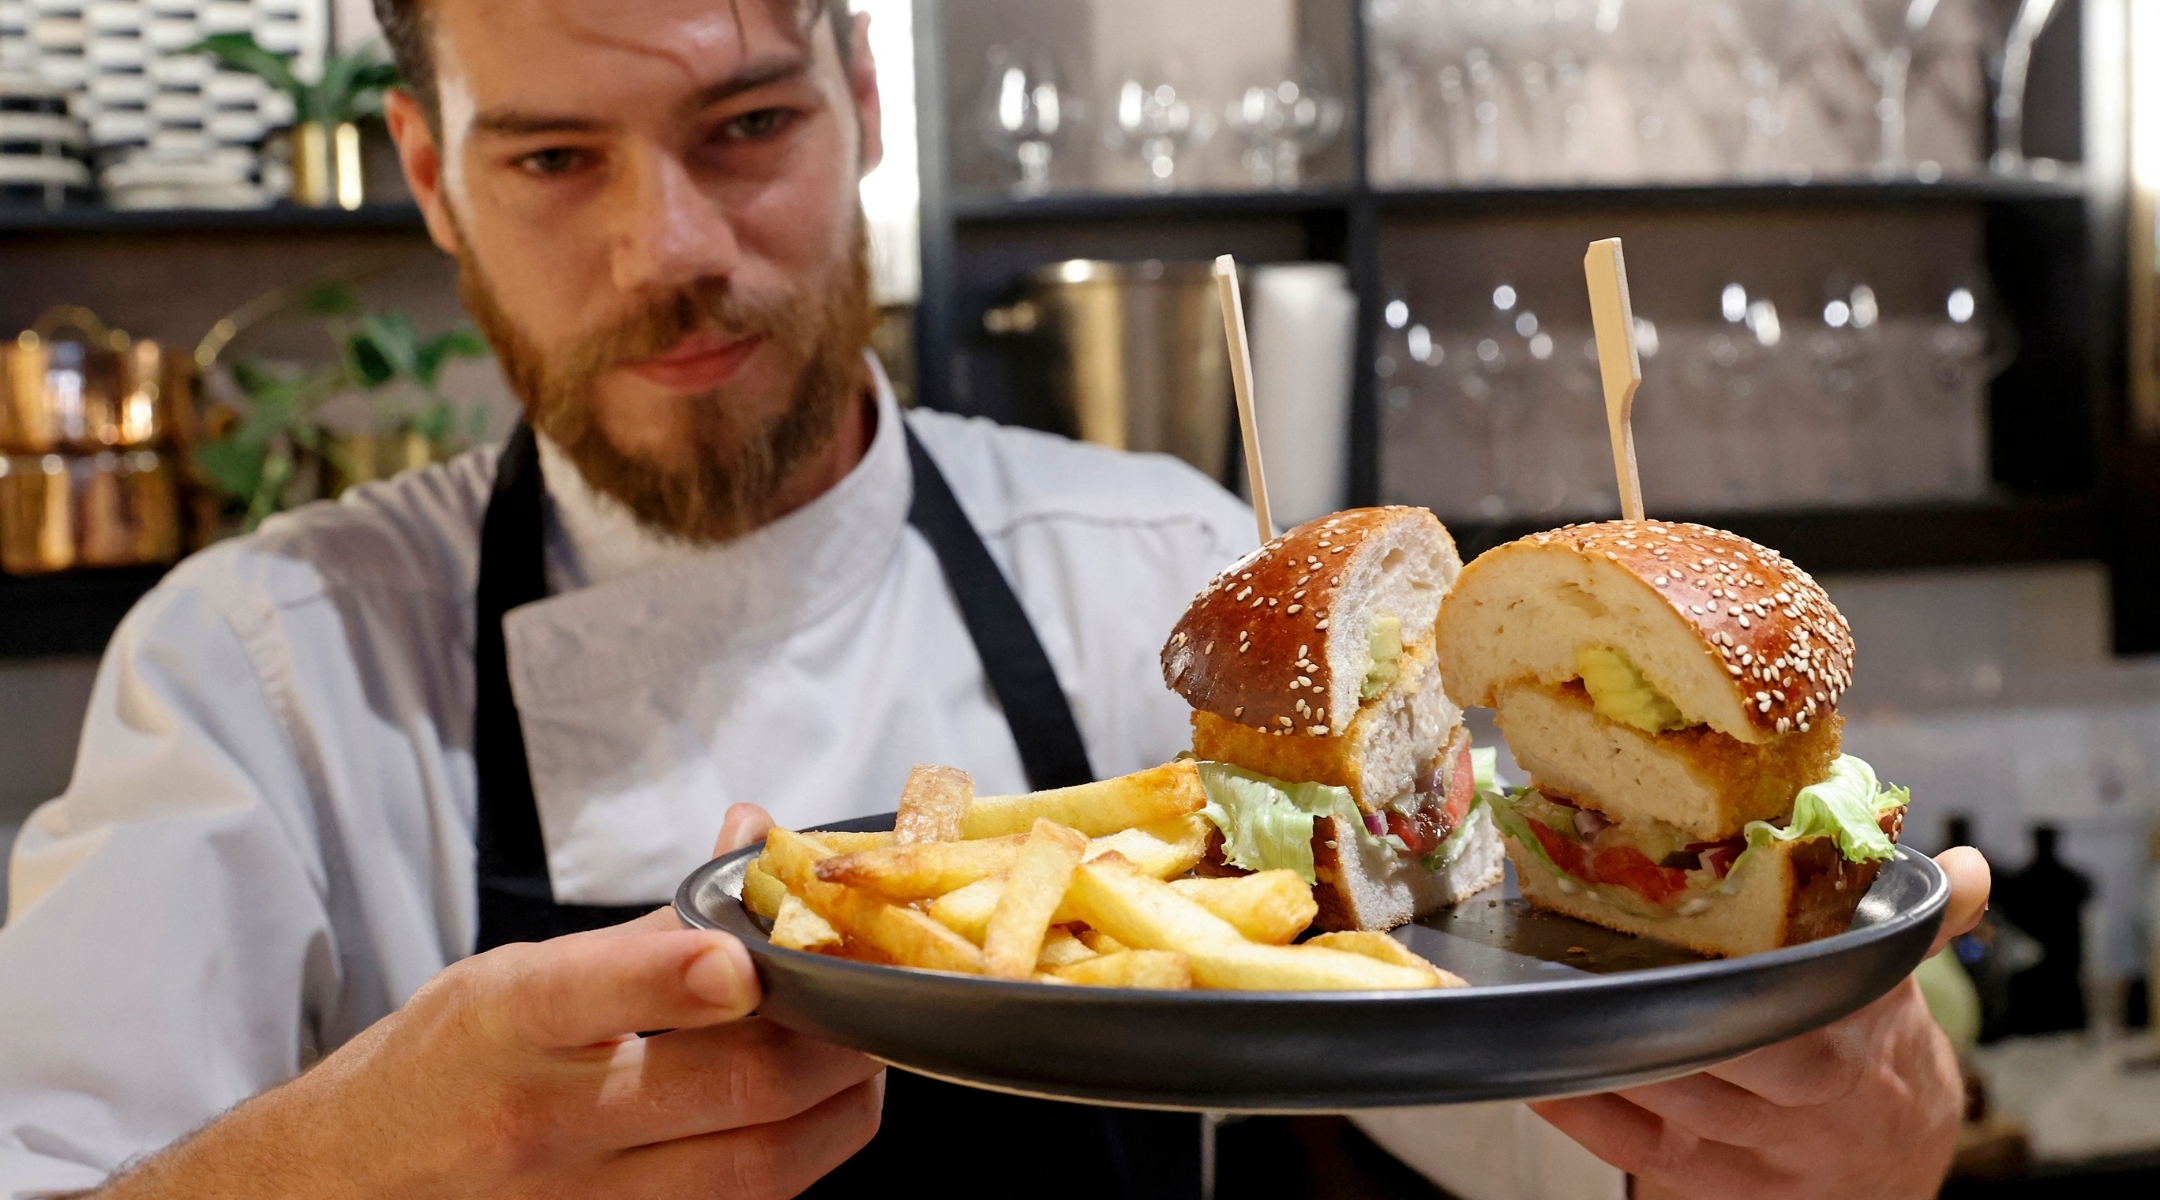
[[1436, 520, 1852, 745], [1160, 507, 1462, 737]]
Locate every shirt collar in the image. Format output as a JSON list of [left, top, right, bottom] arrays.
[[505, 351, 911, 706]]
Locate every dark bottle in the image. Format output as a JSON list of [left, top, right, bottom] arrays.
[[1994, 825, 2093, 1036]]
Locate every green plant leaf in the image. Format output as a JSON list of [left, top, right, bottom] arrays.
[[312, 46, 402, 124], [193, 438, 264, 502], [185, 34, 302, 102], [303, 283, 360, 316], [227, 357, 281, 399], [414, 399, 455, 444], [414, 326, 488, 384], [348, 335, 396, 387], [357, 311, 421, 381]]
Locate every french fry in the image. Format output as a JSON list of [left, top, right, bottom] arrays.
[[925, 823, 1212, 944], [1065, 857, 1439, 991], [1090, 819, 1210, 879], [984, 820, 1090, 979], [1169, 872, 1318, 944], [1053, 949, 1193, 989], [809, 830, 896, 854], [1036, 927, 1098, 969], [1075, 927, 1129, 955], [814, 835, 1026, 900], [741, 864, 787, 921], [962, 761, 1206, 838], [1305, 931, 1464, 987], [894, 765, 973, 844], [770, 894, 842, 952], [761, 830, 985, 974], [926, 877, 1004, 944]]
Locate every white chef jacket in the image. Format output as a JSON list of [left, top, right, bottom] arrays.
[[0, 357, 1620, 1200]]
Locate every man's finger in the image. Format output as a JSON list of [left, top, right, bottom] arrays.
[[1929, 846, 1991, 957], [1531, 1095, 1783, 1198], [1704, 981, 1904, 1106], [484, 928, 760, 1049], [1610, 1073, 1793, 1149], [716, 804, 777, 856], [617, 1072, 885, 1200], [609, 1018, 886, 1144]]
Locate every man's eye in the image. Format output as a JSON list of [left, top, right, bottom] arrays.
[[721, 108, 794, 141], [516, 148, 587, 176]]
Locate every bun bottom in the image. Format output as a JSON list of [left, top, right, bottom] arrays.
[[1501, 829, 1886, 958], [1311, 804, 1505, 932]]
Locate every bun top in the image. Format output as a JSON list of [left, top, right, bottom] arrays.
[[1436, 520, 1851, 744], [1162, 507, 1460, 736]]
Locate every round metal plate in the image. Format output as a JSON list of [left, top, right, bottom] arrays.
[[676, 814, 1948, 1112]]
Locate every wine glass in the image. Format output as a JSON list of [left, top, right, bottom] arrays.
[[1708, 0, 1831, 179], [1830, 0, 1945, 178], [1616, 0, 1695, 181], [977, 45, 1077, 199], [1102, 57, 1215, 193], [1979, 0, 2064, 174], [1223, 52, 1346, 191]]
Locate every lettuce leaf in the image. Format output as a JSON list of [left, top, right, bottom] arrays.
[[1742, 755, 1911, 865], [1196, 763, 1351, 884], [1471, 746, 1498, 795]]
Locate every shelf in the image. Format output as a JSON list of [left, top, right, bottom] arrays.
[[953, 189, 1354, 225], [0, 203, 427, 236], [946, 176, 2088, 228], [1373, 174, 2089, 214], [1438, 497, 2100, 575], [0, 566, 166, 658]]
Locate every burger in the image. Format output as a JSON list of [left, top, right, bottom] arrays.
[[1161, 507, 1506, 932], [1435, 520, 1910, 957]]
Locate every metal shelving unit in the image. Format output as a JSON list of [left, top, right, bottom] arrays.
[[910, 0, 2131, 640], [0, 203, 426, 236]]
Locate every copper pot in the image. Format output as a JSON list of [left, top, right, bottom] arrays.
[[0, 306, 186, 454], [0, 448, 181, 575]]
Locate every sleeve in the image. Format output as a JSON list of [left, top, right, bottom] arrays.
[[0, 577, 338, 1197]]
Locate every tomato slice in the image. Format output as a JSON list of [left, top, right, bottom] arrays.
[[1527, 819, 1591, 881], [1442, 738, 1476, 829], [1588, 846, 1692, 905]]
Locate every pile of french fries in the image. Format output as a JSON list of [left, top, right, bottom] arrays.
[[740, 761, 1466, 991]]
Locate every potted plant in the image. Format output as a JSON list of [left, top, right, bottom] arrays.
[[188, 35, 399, 209], [193, 284, 489, 533]]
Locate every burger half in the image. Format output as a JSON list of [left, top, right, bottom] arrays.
[[1436, 520, 1910, 957], [1161, 507, 1506, 932]]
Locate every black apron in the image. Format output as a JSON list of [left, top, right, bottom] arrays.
[[470, 420, 1202, 1199]]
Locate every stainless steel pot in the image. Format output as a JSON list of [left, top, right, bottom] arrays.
[[982, 260, 1235, 481], [1, 306, 185, 454], [0, 448, 181, 575]]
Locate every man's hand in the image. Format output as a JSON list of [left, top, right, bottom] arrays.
[[1533, 847, 1991, 1200], [101, 804, 878, 1200]]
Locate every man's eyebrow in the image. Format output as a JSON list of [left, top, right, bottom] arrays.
[[674, 52, 812, 118], [469, 52, 813, 139]]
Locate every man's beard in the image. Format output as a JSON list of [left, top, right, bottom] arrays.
[[459, 220, 877, 544]]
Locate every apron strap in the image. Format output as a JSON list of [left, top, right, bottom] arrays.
[[902, 425, 1095, 791]]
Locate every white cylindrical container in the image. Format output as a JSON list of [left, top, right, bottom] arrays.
[[1248, 261, 1357, 526]]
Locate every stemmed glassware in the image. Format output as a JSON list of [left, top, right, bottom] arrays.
[[1708, 0, 1828, 179], [1979, 0, 2064, 174], [1830, 0, 1944, 177], [977, 45, 1077, 199], [1102, 57, 1215, 193], [1223, 53, 1346, 191]]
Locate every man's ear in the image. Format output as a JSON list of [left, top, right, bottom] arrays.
[[846, 11, 883, 178], [385, 89, 462, 257]]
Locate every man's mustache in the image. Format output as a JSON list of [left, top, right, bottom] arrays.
[[566, 285, 803, 378]]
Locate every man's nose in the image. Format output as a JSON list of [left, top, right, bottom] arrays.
[[610, 146, 741, 294]]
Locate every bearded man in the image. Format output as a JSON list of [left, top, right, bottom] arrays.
[[0, 2, 1987, 1198]]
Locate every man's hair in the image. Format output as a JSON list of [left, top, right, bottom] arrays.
[[371, 0, 851, 123]]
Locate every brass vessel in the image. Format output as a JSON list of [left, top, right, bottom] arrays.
[[0, 448, 180, 575], [0, 306, 186, 455]]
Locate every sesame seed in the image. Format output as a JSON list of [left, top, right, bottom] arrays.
[[1240, 644, 1251, 653], [1297, 645, 1308, 657], [1205, 643, 1214, 654], [1233, 706, 1244, 717], [1236, 587, 1252, 601], [1279, 717, 1293, 728], [1739, 616, 1750, 628], [1287, 604, 1301, 614], [1310, 725, 1329, 736], [1316, 619, 1329, 630]]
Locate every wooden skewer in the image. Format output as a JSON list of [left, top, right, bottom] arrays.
[[1583, 237, 1646, 522], [1214, 254, 1274, 543]]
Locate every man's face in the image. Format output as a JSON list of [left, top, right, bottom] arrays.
[[386, 0, 883, 541]]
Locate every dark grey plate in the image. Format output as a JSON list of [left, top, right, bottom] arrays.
[[676, 814, 1948, 1112]]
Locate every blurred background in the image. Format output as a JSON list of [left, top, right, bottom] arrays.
[[5, 0, 2160, 1194]]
